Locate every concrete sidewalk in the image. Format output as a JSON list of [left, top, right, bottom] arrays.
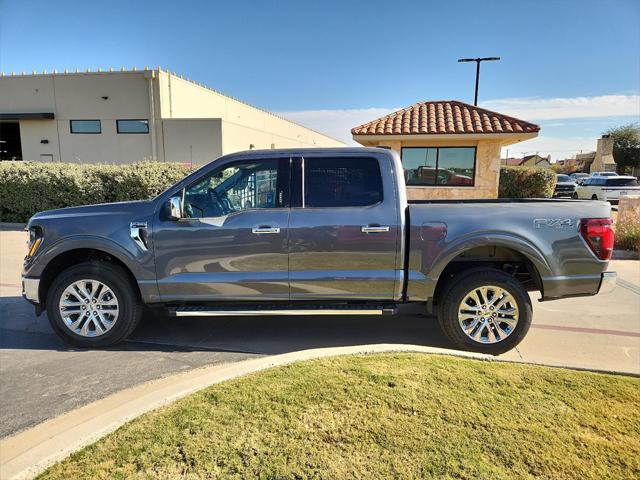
[[1, 227, 639, 441]]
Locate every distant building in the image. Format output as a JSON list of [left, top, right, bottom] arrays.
[[558, 136, 618, 174], [575, 151, 596, 172], [0, 68, 343, 164], [589, 135, 617, 173], [352, 100, 539, 200], [501, 154, 551, 168], [556, 158, 586, 171]]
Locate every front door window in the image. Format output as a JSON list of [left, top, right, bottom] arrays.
[[184, 159, 280, 218]]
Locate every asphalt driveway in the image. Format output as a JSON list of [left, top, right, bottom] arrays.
[[1, 226, 639, 439]]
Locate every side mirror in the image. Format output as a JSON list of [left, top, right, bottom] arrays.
[[168, 196, 183, 220]]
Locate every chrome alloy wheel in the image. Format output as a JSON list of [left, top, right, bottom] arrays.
[[58, 279, 119, 337], [458, 285, 519, 344]]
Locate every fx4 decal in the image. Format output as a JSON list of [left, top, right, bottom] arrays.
[[534, 218, 574, 229]]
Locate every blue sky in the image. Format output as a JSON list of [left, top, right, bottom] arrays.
[[1, 0, 639, 157]]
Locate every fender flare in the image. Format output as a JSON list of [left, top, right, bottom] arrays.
[[37, 235, 147, 276], [424, 232, 553, 297]]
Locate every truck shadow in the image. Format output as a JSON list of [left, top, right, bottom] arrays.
[[0, 296, 455, 354]]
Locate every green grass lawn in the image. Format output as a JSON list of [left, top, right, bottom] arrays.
[[39, 354, 640, 480]]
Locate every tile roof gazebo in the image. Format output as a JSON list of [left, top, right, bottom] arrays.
[[352, 100, 540, 200]]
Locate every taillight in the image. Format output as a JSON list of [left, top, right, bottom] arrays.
[[580, 218, 614, 260]]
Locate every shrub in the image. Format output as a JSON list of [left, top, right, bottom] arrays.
[[614, 196, 640, 253], [499, 166, 557, 198], [0, 162, 192, 223], [615, 220, 640, 253]]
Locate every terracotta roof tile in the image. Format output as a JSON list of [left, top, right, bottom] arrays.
[[351, 100, 540, 136]]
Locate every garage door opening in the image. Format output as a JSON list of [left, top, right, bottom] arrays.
[[0, 122, 22, 161]]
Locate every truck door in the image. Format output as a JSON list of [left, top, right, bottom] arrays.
[[288, 155, 401, 301], [153, 157, 290, 302]]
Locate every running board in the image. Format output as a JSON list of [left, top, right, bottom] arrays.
[[172, 305, 397, 317]]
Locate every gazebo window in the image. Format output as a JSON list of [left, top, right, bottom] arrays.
[[401, 147, 476, 187]]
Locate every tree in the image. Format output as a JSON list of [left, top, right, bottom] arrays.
[[604, 123, 640, 174]]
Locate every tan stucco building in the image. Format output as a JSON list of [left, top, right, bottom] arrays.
[[352, 100, 539, 200], [0, 68, 343, 164]]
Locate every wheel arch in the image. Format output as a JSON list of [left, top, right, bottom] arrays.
[[38, 247, 141, 307], [428, 236, 550, 307]]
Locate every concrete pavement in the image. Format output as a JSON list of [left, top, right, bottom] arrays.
[[1, 226, 639, 440]]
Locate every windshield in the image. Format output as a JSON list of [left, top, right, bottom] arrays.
[[556, 175, 571, 182]]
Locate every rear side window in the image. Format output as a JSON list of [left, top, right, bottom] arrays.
[[304, 157, 383, 208], [606, 178, 639, 187]]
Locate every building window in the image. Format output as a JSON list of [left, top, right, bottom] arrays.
[[70, 120, 101, 134], [116, 119, 149, 134], [303, 157, 383, 207], [401, 147, 476, 186]]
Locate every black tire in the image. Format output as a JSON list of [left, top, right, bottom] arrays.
[[437, 269, 532, 355], [46, 262, 143, 348], [572, 192, 578, 199], [591, 194, 598, 200]]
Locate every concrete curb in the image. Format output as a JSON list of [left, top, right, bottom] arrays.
[[0, 345, 492, 480]]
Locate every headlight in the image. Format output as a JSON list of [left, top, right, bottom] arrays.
[[26, 226, 43, 260]]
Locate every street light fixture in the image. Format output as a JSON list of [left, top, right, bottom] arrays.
[[457, 57, 500, 106]]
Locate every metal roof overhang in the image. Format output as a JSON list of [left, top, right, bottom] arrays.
[[0, 113, 55, 120]]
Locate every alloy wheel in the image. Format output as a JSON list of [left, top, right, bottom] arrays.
[[58, 279, 119, 337], [457, 285, 519, 344]]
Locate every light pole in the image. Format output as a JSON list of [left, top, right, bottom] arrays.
[[457, 57, 500, 106]]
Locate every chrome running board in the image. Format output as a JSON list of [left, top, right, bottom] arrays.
[[173, 305, 396, 317]]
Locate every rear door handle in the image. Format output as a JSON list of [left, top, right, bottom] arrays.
[[361, 225, 390, 234], [252, 226, 281, 234]]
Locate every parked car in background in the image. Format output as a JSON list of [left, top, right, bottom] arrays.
[[591, 171, 618, 177], [575, 175, 640, 203], [569, 172, 590, 185], [553, 174, 577, 198]]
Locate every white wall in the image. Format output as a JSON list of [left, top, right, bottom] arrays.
[[157, 71, 344, 154], [161, 118, 223, 165], [0, 72, 153, 163], [19, 120, 60, 162], [1, 69, 344, 164]]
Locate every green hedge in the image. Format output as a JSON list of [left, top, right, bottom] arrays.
[[498, 166, 556, 199], [0, 162, 192, 223]]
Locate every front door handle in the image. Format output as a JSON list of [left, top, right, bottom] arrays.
[[361, 225, 390, 234], [252, 226, 281, 234]]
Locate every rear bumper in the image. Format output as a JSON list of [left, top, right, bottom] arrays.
[[541, 271, 616, 300], [598, 271, 617, 295]]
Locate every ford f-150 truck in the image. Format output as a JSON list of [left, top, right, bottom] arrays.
[[22, 148, 617, 354]]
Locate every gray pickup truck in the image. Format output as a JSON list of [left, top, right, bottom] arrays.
[[22, 148, 616, 354]]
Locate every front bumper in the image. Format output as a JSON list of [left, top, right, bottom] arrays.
[[598, 271, 617, 295], [22, 276, 40, 304]]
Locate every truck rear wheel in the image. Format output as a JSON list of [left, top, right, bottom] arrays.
[[437, 269, 532, 355], [46, 262, 142, 348]]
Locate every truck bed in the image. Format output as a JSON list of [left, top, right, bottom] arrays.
[[405, 199, 612, 302]]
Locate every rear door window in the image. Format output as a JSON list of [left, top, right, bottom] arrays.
[[303, 157, 383, 208]]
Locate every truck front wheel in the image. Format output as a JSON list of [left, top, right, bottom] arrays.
[[437, 269, 532, 355], [46, 262, 142, 348]]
